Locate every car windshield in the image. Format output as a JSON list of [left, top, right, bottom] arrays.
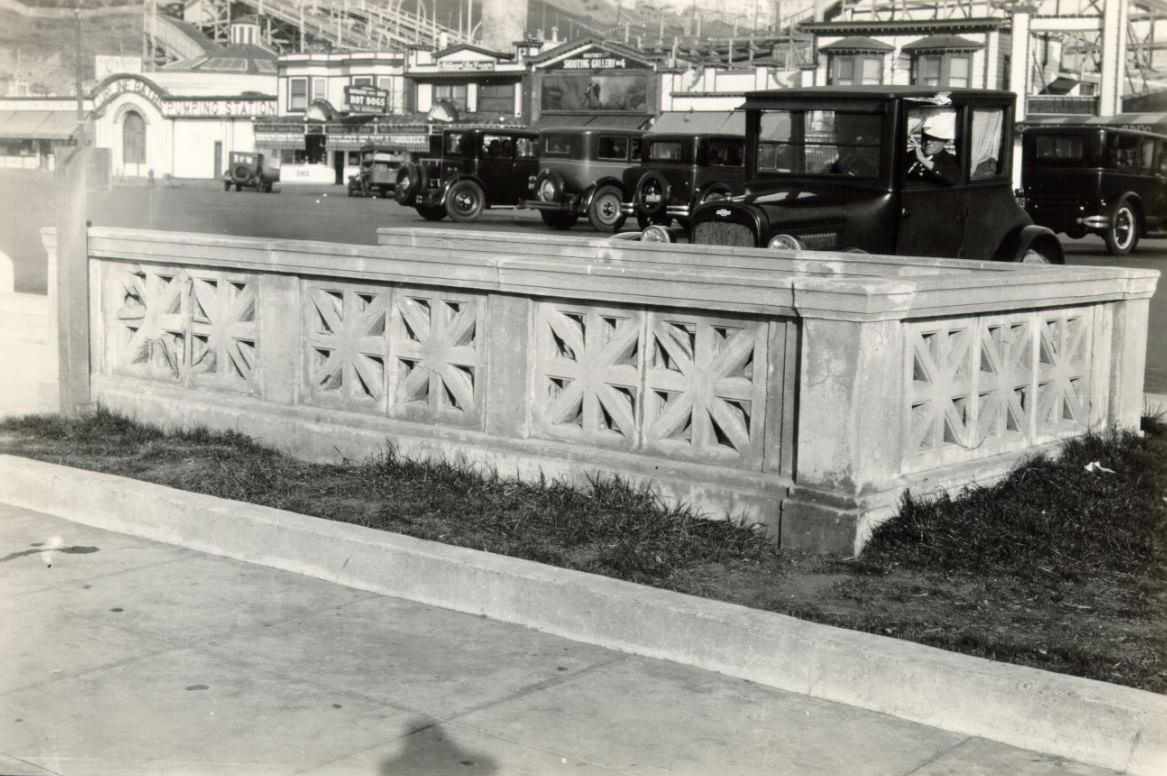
[[756, 110, 883, 179]]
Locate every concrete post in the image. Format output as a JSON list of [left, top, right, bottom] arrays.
[[1108, 296, 1152, 430], [1010, 11, 1031, 122], [53, 144, 92, 416], [1099, 0, 1128, 116]]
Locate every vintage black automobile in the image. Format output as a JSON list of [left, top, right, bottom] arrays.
[[1021, 124, 1167, 255], [620, 133, 747, 227], [223, 151, 279, 193], [524, 127, 644, 232], [684, 87, 1063, 264], [394, 128, 540, 222], [347, 143, 410, 198]]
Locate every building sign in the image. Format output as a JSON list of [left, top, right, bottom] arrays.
[[164, 99, 277, 118], [92, 75, 276, 118], [346, 85, 389, 114], [564, 54, 627, 70], [541, 73, 648, 113], [436, 59, 497, 71], [546, 46, 652, 71]]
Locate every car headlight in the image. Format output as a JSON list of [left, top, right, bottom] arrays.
[[641, 225, 674, 243], [767, 234, 802, 251]]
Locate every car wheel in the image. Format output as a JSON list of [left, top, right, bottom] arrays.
[[416, 205, 446, 221], [634, 171, 669, 220], [395, 163, 420, 205], [234, 183, 242, 192], [223, 180, 231, 192], [699, 188, 729, 205], [446, 179, 485, 222], [534, 169, 564, 204], [587, 186, 625, 232], [1019, 249, 1053, 264], [1104, 200, 1139, 255], [540, 211, 578, 230]]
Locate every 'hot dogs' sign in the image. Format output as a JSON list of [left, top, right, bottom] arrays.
[[346, 85, 389, 114]]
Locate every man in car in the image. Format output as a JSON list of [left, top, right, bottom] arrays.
[[907, 112, 958, 185]]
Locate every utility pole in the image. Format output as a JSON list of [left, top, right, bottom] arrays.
[[73, 0, 84, 119]]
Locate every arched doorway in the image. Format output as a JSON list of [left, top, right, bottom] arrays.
[[122, 111, 146, 177]]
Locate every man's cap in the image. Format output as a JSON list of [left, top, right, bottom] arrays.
[[921, 111, 955, 141]]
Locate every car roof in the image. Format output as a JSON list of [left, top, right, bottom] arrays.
[[642, 132, 743, 141], [538, 127, 643, 136], [1022, 124, 1167, 141], [444, 127, 539, 137], [742, 86, 1014, 108]]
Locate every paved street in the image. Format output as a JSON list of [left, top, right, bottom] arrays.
[[0, 171, 1164, 392]]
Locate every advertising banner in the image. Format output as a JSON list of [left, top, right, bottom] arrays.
[[540, 73, 648, 113], [346, 85, 389, 114]]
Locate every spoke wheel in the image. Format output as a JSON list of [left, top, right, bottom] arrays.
[[1105, 202, 1139, 256]]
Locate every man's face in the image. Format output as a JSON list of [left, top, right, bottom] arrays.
[[924, 138, 947, 154]]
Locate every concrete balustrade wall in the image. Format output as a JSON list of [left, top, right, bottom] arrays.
[[55, 225, 1158, 554]]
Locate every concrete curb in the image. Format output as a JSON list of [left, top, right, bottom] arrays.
[[0, 454, 1163, 775]]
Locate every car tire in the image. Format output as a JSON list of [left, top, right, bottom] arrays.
[[395, 163, 420, 205], [534, 169, 564, 204], [234, 183, 242, 192], [223, 180, 231, 192], [233, 164, 251, 180], [416, 205, 446, 221], [587, 185, 625, 232], [540, 211, 578, 230], [446, 179, 485, 222], [1019, 249, 1054, 264], [634, 171, 669, 221], [1104, 200, 1140, 255]]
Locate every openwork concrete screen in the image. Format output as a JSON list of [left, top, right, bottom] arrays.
[[76, 227, 1156, 554]]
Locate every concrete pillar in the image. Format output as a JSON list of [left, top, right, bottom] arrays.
[[1010, 11, 1031, 122], [1099, 0, 1128, 116], [53, 145, 92, 416]]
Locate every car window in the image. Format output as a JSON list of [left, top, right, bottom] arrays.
[[970, 109, 1005, 179], [482, 134, 514, 159], [1105, 132, 1154, 171], [1033, 134, 1087, 163], [445, 133, 467, 154], [630, 137, 643, 160], [648, 140, 684, 161], [707, 138, 743, 167], [514, 136, 537, 159], [597, 135, 629, 161], [543, 133, 574, 157], [757, 110, 882, 179], [905, 107, 959, 185]]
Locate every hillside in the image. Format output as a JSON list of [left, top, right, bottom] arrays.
[[0, 7, 141, 95]]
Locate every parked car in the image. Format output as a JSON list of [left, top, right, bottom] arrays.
[[679, 87, 1062, 263], [620, 132, 747, 228], [1021, 124, 1167, 255], [223, 151, 279, 193], [523, 127, 643, 232], [394, 128, 540, 222], [347, 143, 410, 198]]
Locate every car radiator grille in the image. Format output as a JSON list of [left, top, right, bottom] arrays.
[[796, 231, 839, 250], [693, 221, 755, 246]]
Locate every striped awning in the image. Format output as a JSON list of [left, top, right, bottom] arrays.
[[0, 110, 81, 140]]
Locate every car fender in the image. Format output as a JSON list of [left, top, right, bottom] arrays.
[[996, 224, 1065, 264], [580, 176, 625, 210], [439, 174, 485, 205], [694, 181, 734, 207]]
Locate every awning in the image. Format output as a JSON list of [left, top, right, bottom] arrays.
[[0, 110, 81, 141], [650, 110, 745, 135], [534, 113, 652, 130], [1019, 113, 1167, 130]]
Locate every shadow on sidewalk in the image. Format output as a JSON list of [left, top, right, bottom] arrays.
[[379, 719, 498, 775]]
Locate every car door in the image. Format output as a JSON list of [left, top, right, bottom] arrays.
[[476, 133, 531, 206], [896, 105, 968, 259]]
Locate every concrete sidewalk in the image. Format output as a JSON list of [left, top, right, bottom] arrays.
[[0, 502, 1124, 776]]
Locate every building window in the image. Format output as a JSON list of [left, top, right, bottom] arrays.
[[434, 83, 468, 111], [312, 77, 327, 102], [123, 111, 145, 164], [352, 76, 373, 87], [829, 55, 883, 86], [289, 77, 307, 111], [477, 83, 513, 115], [912, 53, 973, 88], [377, 76, 395, 108]]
